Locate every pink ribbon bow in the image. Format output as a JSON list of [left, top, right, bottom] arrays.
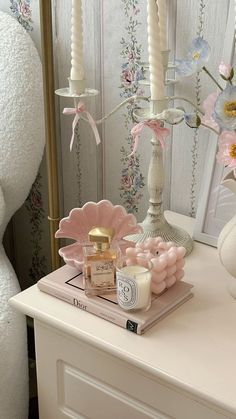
[[130, 120, 170, 156], [63, 101, 100, 151]]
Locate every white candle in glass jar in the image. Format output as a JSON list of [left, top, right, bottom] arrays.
[[116, 265, 152, 311], [157, 0, 167, 51], [147, 0, 165, 100], [70, 0, 85, 81]]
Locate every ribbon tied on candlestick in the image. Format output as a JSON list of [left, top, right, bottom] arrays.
[[63, 101, 100, 151], [130, 120, 170, 156]]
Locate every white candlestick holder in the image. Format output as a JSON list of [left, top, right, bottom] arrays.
[[124, 49, 193, 255], [68, 78, 86, 95], [125, 98, 193, 256], [55, 53, 193, 255], [55, 78, 99, 99]]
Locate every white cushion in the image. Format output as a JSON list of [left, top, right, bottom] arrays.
[[0, 10, 45, 419]]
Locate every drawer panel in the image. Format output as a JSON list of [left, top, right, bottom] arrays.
[[58, 361, 168, 419], [35, 321, 233, 419]]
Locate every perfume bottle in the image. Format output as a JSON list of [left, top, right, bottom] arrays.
[[83, 227, 120, 297]]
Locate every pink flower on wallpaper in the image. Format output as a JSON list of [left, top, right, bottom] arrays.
[[31, 192, 42, 208], [202, 91, 219, 130], [217, 131, 236, 169], [10, 0, 33, 31], [121, 68, 134, 87], [19, 2, 31, 19], [122, 175, 133, 189], [219, 62, 232, 79]]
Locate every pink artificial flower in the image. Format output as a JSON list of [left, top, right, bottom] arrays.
[[201, 91, 219, 130], [219, 62, 232, 79], [216, 131, 236, 169]]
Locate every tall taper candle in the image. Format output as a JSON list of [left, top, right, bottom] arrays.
[[147, 0, 165, 101], [70, 0, 85, 80], [157, 0, 167, 51]]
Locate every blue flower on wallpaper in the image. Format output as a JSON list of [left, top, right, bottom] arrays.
[[175, 37, 210, 77], [134, 174, 144, 189], [10, 0, 33, 32]]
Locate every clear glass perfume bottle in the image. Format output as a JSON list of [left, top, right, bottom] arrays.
[[83, 227, 121, 297]]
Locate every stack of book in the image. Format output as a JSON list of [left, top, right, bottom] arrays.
[[37, 265, 193, 334]]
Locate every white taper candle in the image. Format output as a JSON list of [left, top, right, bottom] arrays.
[[157, 0, 167, 51], [147, 0, 165, 101], [70, 0, 85, 81]]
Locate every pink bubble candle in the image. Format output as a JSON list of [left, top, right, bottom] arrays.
[[126, 237, 186, 295]]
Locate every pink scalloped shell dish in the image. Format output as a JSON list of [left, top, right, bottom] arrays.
[[55, 200, 142, 270]]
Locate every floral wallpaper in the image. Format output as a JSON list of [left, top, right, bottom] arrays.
[[75, 139, 82, 206], [119, 0, 145, 214], [10, 0, 33, 31], [189, 0, 206, 217], [25, 173, 47, 284]]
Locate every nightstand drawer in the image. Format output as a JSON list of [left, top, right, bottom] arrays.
[[35, 321, 232, 419], [57, 361, 167, 418]]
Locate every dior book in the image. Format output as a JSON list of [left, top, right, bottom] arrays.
[[37, 265, 193, 334]]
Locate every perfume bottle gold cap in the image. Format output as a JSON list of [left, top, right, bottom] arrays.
[[88, 227, 115, 244]]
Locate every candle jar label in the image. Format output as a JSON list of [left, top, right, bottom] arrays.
[[116, 272, 138, 309]]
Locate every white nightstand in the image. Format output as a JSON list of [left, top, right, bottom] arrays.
[[10, 212, 236, 419]]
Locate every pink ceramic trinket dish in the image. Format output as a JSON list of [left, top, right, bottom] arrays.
[[125, 237, 186, 295], [55, 200, 142, 270]]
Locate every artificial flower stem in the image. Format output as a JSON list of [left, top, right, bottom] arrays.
[[202, 66, 223, 91], [167, 96, 204, 115], [201, 122, 220, 136]]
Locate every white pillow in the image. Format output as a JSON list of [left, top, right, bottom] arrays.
[[0, 10, 45, 419], [0, 10, 45, 223]]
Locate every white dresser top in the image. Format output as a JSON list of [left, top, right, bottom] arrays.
[[10, 212, 236, 417]]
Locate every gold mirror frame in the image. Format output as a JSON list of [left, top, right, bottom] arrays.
[[39, 0, 60, 270]]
